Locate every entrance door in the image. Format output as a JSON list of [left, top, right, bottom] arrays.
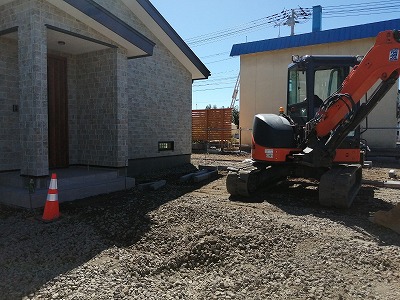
[[47, 55, 69, 168]]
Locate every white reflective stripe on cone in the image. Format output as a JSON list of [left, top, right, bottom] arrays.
[[49, 179, 57, 190], [47, 194, 58, 201]]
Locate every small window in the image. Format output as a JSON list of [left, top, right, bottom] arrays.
[[158, 141, 174, 151]]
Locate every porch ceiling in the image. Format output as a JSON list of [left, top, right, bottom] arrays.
[[46, 26, 115, 55], [0, 0, 210, 79], [46, 0, 154, 58], [0, 28, 114, 56]]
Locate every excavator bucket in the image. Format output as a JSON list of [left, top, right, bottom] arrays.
[[319, 164, 362, 208]]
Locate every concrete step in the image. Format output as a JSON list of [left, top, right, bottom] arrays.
[[0, 168, 122, 189], [55, 169, 121, 188], [0, 176, 135, 209]]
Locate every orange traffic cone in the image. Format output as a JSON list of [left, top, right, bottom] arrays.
[[42, 173, 60, 221]]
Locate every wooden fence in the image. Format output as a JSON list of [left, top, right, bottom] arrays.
[[192, 108, 232, 142]]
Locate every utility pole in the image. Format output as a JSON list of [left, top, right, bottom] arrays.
[[271, 7, 310, 37], [274, 21, 281, 37], [284, 9, 299, 36]]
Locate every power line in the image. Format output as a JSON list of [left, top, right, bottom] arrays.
[[203, 57, 235, 65], [323, 0, 400, 10], [194, 75, 237, 84], [186, 7, 312, 46], [194, 80, 237, 88], [323, 1, 400, 17], [211, 69, 240, 75], [200, 51, 230, 59], [191, 0, 400, 100], [186, 0, 400, 48], [193, 86, 234, 92]]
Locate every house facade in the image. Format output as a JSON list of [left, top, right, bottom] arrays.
[[0, 0, 210, 192], [231, 19, 400, 149]]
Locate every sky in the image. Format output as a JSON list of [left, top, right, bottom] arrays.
[[149, 0, 400, 110]]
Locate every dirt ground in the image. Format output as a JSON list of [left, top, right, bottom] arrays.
[[0, 153, 399, 299]]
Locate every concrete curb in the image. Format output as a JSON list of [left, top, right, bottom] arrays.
[[179, 167, 219, 183], [179, 170, 209, 183], [137, 180, 167, 191], [362, 179, 400, 188]]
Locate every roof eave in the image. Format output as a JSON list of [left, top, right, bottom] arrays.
[[47, 0, 155, 58], [124, 0, 210, 80], [231, 18, 400, 57]]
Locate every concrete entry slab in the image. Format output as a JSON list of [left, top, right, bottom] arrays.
[[0, 167, 135, 208]]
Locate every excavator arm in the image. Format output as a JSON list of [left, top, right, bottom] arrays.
[[304, 30, 400, 167], [315, 30, 400, 137]]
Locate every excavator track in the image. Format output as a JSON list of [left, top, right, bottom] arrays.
[[227, 162, 362, 207], [226, 163, 288, 197], [226, 165, 259, 197], [318, 164, 362, 208]]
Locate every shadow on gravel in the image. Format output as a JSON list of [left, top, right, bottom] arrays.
[[0, 163, 218, 299], [231, 180, 400, 247]]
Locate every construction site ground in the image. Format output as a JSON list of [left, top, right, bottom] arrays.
[[0, 153, 399, 299]]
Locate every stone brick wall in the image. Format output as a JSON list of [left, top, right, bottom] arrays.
[[127, 46, 192, 160], [92, 0, 193, 160], [0, 0, 194, 175], [115, 49, 129, 167], [18, 8, 49, 176], [74, 48, 128, 167], [0, 37, 20, 170]]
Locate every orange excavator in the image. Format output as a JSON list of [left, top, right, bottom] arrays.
[[227, 30, 400, 208]]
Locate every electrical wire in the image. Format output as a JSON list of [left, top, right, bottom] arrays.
[[185, 0, 400, 47], [190, 0, 400, 106], [200, 51, 230, 59], [323, 1, 400, 18], [186, 7, 312, 46], [193, 86, 234, 92], [203, 57, 235, 65], [194, 75, 238, 84]]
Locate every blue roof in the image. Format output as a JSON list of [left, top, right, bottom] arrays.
[[230, 19, 400, 57]]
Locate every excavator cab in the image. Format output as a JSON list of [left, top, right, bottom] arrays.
[[287, 55, 358, 125], [286, 55, 362, 153]]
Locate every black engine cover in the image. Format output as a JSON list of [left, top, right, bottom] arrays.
[[253, 114, 296, 148]]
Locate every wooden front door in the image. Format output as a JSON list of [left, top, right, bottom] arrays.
[[48, 55, 69, 168]]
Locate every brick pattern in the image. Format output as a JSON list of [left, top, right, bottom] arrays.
[[0, 0, 193, 175], [18, 13, 49, 176], [94, 0, 193, 160], [115, 48, 129, 167], [75, 48, 128, 167], [127, 47, 192, 160], [0, 37, 20, 170]]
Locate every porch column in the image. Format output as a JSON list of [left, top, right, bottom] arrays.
[[18, 17, 48, 176], [115, 49, 129, 168]]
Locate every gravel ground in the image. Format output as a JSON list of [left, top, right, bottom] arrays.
[[0, 153, 399, 300]]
